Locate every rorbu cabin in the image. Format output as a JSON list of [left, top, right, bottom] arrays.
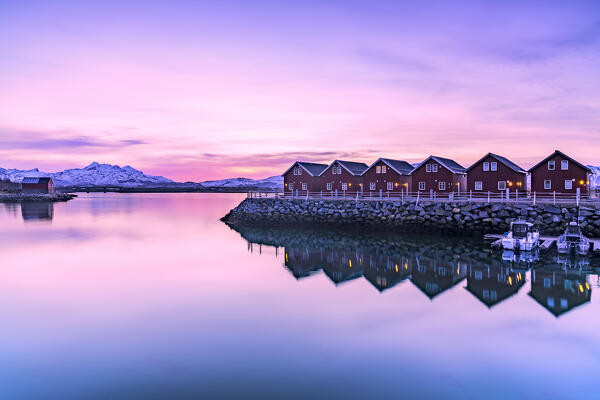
[[529, 268, 591, 317], [282, 161, 328, 196], [410, 257, 467, 300], [465, 263, 525, 308], [466, 153, 526, 195], [528, 150, 592, 194], [361, 158, 413, 195], [0, 179, 21, 193], [321, 248, 364, 285], [21, 177, 54, 194], [410, 156, 467, 195], [319, 160, 368, 195], [284, 247, 323, 279], [362, 255, 412, 292]]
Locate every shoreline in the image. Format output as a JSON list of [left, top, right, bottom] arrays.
[[0, 193, 77, 203]]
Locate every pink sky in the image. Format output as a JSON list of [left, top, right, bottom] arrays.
[[1, 1, 600, 181]]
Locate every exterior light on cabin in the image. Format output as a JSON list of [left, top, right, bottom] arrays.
[[348, 183, 352, 187], [508, 276, 513, 286], [284, 183, 288, 187], [579, 180, 585, 185], [394, 182, 399, 187], [508, 181, 513, 187], [348, 259, 352, 268], [586, 282, 590, 290], [579, 283, 584, 293], [395, 264, 398, 272]]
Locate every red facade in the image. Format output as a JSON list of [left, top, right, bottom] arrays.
[[466, 154, 526, 194], [361, 159, 411, 194], [411, 157, 467, 194], [319, 161, 366, 194], [21, 179, 54, 194], [282, 162, 326, 195], [529, 151, 591, 194]]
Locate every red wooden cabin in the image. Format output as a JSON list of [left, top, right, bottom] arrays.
[[319, 160, 368, 194], [528, 150, 591, 194], [282, 161, 328, 195], [410, 156, 467, 194], [361, 158, 413, 194], [466, 153, 526, 194]]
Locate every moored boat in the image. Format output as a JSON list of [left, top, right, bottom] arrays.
[[557, 221, 590, 255], [501, 220, 540, 252]]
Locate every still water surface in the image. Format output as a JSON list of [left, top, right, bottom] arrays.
[[1, 193, 599, 400]]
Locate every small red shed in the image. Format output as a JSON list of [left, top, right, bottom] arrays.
[[282, 161, 328, 195], [466, 153, 526, 194], [528, 150, 591, 194], [319, 160, 368, 194], [21, 177, 54, 194], [410, 156, 467, 194], [361, 158, 413, 194]]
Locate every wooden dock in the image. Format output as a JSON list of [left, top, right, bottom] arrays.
[[484, 234, 600, 254]]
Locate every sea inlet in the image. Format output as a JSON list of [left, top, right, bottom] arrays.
[[0, 193, 598, 400]]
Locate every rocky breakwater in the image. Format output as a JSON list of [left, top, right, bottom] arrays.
[[222, 198, 600, 237]]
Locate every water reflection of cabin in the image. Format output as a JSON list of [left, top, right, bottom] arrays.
[[284, 247, 323, 279], [362, 255, 412, 292], [321, 248, 364, 285], [21, 202, 54, 221], [529, 268, 592, 317], [465, 264, 525, 308], [411, 256, 467, 299]]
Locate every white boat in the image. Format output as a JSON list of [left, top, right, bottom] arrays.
[[501, 220, 540, 251], [502, 249, 539, 265], [557, 222, 590, 255]]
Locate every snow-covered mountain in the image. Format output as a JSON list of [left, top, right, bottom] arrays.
[[200, 176, 283, 190], [0, 162, 173, 187], [588, 165, 600, 189]]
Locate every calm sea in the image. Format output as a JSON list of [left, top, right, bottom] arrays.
[[0, 193, 598, 400]]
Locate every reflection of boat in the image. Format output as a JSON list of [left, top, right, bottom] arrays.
[[502, 249, 539, 266], [501, 220, 539, 251], [555, 253, 591, 270], [557, 222, 590, 255]]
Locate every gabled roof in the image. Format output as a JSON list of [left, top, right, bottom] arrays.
[[320, 160, 368, 176], [527, 150, 592, 173], [361, 158, 413, 176], [410, 155, 467, 175], [281, 161, 328, 177], [466, 153, 526, 173], [22, 177, 52, 184]]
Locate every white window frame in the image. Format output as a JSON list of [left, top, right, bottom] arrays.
[[289, 183, 294, 191], [561, 160, 569, 170], [438, 181, 446, 191], [387, 182, 393, 191], [483, 162, 490, 172], [301, 183, 307, 190], [341, 182, 348, 191], [491, 162, 497, 171], [498, 181, 507, 191], [544, 180, 552, 190], [432, 164, 438, 173], [548, 160, 555, 170], [565, 180, 573, 190], [475, 181, 483, 191], [376, 166, 381, 174], [426, 164, 432, 173], [419, 182, 426, 191], [381, 165, 387, 174], [369, 182, 376, 190], [326, 182, 332, 191]]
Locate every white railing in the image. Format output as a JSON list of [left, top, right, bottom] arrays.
[[248, 189, 600, 207]]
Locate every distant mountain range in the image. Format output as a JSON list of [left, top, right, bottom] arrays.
[[0, 162, 284, 191], [1, 162, 598, 191]]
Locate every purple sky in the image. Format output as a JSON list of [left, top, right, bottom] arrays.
[[1, 0, 600, 180]]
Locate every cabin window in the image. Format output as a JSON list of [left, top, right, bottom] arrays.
[[301, 183, 307, 190], [491, 291, 498, 301], [560, 298, 568, 309], [341, 183, 348, 190], [381, 165, 387, 174], [565, 180, 573, 190], [438, 182, 446, 190], [432, 164, 438, 172], [418, 265, 425, 273], [376, 166, 381, 174], [439, 267, 446, 276], [326, 182, 332, 191], [369, 182, 376, 190], [544, 277, 551, 288], [289, 183, 294, 191], [474, 270, 483, 280], [387, 182, 393, 191], [297, 167, 302, 175], [547, 297, 555, 308], [544, 180, 551, 190], [483, 162, 489, 171], [561, 160, 569, 170], [419, 182, 426, 191], [564, 280, 572, 290], [491, 162, 497, 171], [475, 181, 483, 191], [498, 181, 506, 191], [426, 164, 432, 172], [483, 290, 490, 300], [548, 160, 555, 170]]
